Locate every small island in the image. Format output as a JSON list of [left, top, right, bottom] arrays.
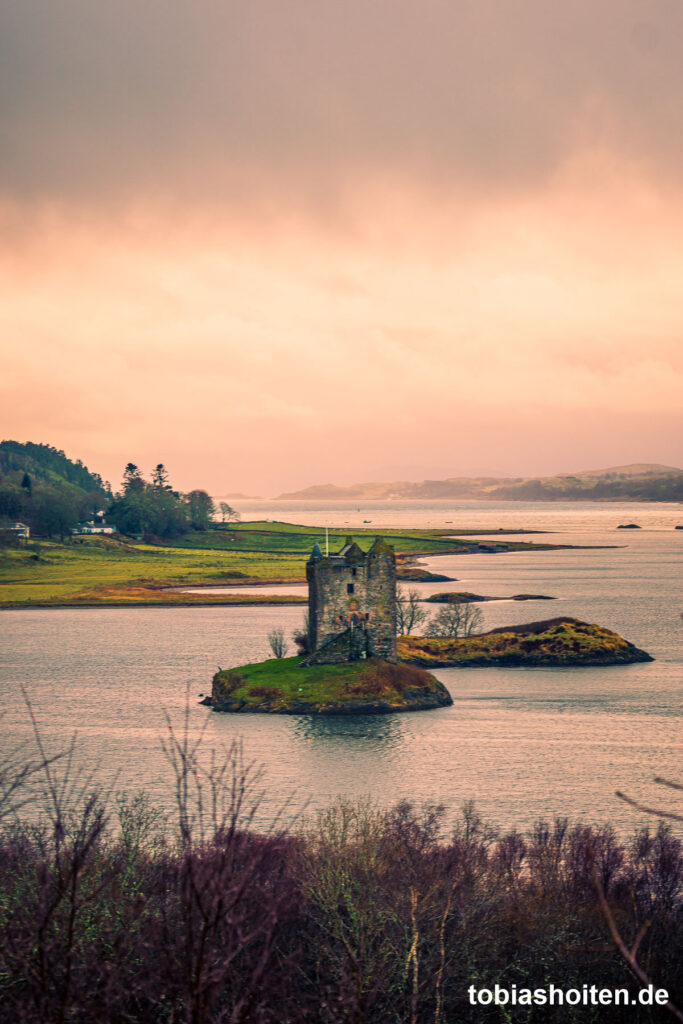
[[206, 537, 654, 715], [396, 566, 455, 583], [209, 657, 452, 714], [209, 535, 454, 714], [398, 617, 653, 668]]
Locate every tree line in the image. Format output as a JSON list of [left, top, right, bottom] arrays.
[[108, 462, 239, 538], [0, 472, 106, 540], [0, 459, 239, 541]]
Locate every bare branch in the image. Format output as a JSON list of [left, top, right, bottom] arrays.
[[615, 790, 683, 824], [592, 863, 683, 1023], [654, 777, 683, 793]]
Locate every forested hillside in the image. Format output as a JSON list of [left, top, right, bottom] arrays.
[[0, 442, 228, 541], [0, 441, 109, 539], [0, 441, 108, 493]]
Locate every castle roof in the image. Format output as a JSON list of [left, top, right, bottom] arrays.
[[368, 536, 393, 557], [336, 540, 365, 563], [307, 534, 395, 565]]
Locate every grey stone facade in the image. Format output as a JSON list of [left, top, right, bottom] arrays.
[[305, 536, 397, 664]]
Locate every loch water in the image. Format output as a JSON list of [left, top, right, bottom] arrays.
[[1, 500, 681, 834]]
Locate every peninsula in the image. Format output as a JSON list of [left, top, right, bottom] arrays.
[[0, 520, 576, 608]]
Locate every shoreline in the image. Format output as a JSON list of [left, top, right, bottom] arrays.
[[0, 524, 623, 610], [0, 595, 308, 611]]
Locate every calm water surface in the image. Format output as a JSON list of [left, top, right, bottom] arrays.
[[1, 500, 681, 833]]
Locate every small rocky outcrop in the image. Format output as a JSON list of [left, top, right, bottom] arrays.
[[398, 618, 653, 668], [397, 567, 455, 582]]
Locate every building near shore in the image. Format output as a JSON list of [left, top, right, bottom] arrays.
[[305, 536, 397, 664], [7, 521, 30, 539], [74, 519, 117, 535]]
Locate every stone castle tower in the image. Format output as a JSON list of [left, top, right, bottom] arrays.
[[305, 536, 397, 664]]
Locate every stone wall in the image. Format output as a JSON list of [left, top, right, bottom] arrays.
[[306, 537, 397, 663], [304, 626, 368, 665]]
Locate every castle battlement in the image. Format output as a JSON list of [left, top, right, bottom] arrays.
[[305, 535, 397, 664]]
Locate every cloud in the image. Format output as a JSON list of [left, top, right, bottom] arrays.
[[1, 1, 683, 491], [1, 182, 682, 492], [2, 0, 683, 212]]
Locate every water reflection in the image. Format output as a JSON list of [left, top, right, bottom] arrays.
[[294, 712, 403, 749], [1, 502, 681, 833]]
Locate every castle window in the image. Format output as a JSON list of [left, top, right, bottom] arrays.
[[351, 567, 357, 577], [347, 583, 354, 594]]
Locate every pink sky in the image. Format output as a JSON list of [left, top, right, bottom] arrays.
[[1, 1, 682, 495]]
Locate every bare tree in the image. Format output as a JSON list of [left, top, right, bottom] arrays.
[[396, 587, 429, 636], [219, 501, 240, 525], [160, 700, 294, 1024], [426, 602, 483, 638], [267, 627, 288, 659], [593, 776, 683, 1022]]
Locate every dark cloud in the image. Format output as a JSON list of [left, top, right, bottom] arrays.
[[2, 0, 683, 207]]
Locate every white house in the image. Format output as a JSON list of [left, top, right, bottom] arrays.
[[75, 521, 116, 535], [8, 522, 30, 539]]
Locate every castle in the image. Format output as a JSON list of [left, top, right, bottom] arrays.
[[304, 536, 397, 664]]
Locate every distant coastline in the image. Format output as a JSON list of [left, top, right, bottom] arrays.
[[277, 463, 683, 503]]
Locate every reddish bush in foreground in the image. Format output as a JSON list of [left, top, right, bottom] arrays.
[[0, 724, 680, 1023]]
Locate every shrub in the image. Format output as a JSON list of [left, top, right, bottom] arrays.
[[267, 627, 288, 659]]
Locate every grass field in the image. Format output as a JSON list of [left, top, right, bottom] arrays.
[[0, 521, 569, 608], [175, 520, 545, 552]]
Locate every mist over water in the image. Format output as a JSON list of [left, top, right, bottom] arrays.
[[1, 500, 681, 834]]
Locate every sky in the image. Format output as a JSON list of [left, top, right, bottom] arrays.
[[1, 1, 682, 496]]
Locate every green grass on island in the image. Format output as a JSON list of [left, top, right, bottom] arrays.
[[398, 617, 653, 668], [210, 656, 453, 715], [209, 617, 652, 716], [0, 522, 575, 608]]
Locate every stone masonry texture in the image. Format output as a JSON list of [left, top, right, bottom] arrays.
[[306, 536, 397, 664]]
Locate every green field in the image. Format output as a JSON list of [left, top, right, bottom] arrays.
[[174, 521, 504, 552], [0, 521, 569, 608]]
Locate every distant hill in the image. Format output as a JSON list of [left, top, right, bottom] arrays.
[[572, 463, 682, 478], [0, 440, 109, 495], [218, 492, 261, 500], [278, 464, 683, 502]]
